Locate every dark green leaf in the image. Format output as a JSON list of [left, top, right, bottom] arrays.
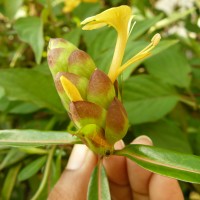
[[8, 101, 41, 114], [188, 132, 200, 156], [63, 28, 81, 46], [0, 148, 26, 170], [0, 86, 5, 99], [145, 45, 191, 88], [18, 156, 47, 181], [135, 119, 192, 153], [0, 129, 80, 147], [87, 163, 111, 200], [115, 144, 200, 183], [0, 68, 63, 112], [14, 16, 44, 64], [1, 164, 21, 200], [123, 75, 179, 124]]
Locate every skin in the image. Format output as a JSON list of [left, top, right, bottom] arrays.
[[48, 135, 184, 200]]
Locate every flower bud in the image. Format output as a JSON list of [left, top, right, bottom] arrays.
[[105, 97, 129, 144], [87, 69, 116, 109], [68, 50, 96, 79], [47, 38, 77, 77], [69, 101, 107, 129]]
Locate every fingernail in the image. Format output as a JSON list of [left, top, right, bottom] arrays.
[[66, 144, 88, 170], [114, 140, 125, 150], [132, 135, 153, 145]]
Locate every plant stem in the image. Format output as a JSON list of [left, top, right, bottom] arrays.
[[180, 96, 200, 110], [31, 146, 56, 200]]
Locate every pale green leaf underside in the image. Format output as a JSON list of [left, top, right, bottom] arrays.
[[0, 129, 80, 147], [115, 144, 200, 183]]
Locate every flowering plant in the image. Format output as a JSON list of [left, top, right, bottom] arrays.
[[47, 5, 200, 198]]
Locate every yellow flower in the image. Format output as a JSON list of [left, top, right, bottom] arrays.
[[81, 6, 161, 82], [81, 5, 133, 82], [63, 0, 99, 13]]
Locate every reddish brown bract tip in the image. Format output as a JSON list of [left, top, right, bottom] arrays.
[[105, 97, 128, 144], [69, 101, 106, 129]]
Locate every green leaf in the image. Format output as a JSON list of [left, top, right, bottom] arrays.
[[8, 101, 41, 114], [115, 144, 200, 183], [63, 28, 81, 46], [18, 156, 47, 181], [3, 0, 23, 19], [73, 2, 102, 21], [134, 119, 192, 153], [123, 75, 179, 124], [189, 132, 200, 156], [0, 68, 63, 113], [14, 16, 44, 64], [51, 151, 62, 188], [1, 164, 21, 200], [0, 148, 26, 170], [145, 44, 191, 88], [0, 86, 5, 99], [0, 129, 80, 147], [87, 163, 111, 200]]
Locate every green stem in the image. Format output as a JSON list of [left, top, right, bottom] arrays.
[[10, 43, 26, 68], [180, 96, 200, 110], [31, 146, 56, 200]]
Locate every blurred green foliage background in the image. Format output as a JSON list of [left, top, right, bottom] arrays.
[[0, 0, 200, 199]]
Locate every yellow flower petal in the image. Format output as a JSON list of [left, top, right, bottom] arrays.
[[117, 33, 161, 77], [60, 76, 83, 102], [81, 5, 133, 37]]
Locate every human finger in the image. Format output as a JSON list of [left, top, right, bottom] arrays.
[[126, 135, 153, 199], [48, 144, 97, 200], [103, 140, 132, 200]]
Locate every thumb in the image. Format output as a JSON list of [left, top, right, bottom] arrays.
[[48, 144, 97, 200]]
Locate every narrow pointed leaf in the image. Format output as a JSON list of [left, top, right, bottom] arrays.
[[0, 149, 26, 170], [115, 144, 200, 183], [18, 156, 47, 181], [0, 129, 80, 147], [87, 163, 111, 200], [1, 164, 21, 200]]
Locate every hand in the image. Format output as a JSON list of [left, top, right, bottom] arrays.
[[48, 136, 184, 200]]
